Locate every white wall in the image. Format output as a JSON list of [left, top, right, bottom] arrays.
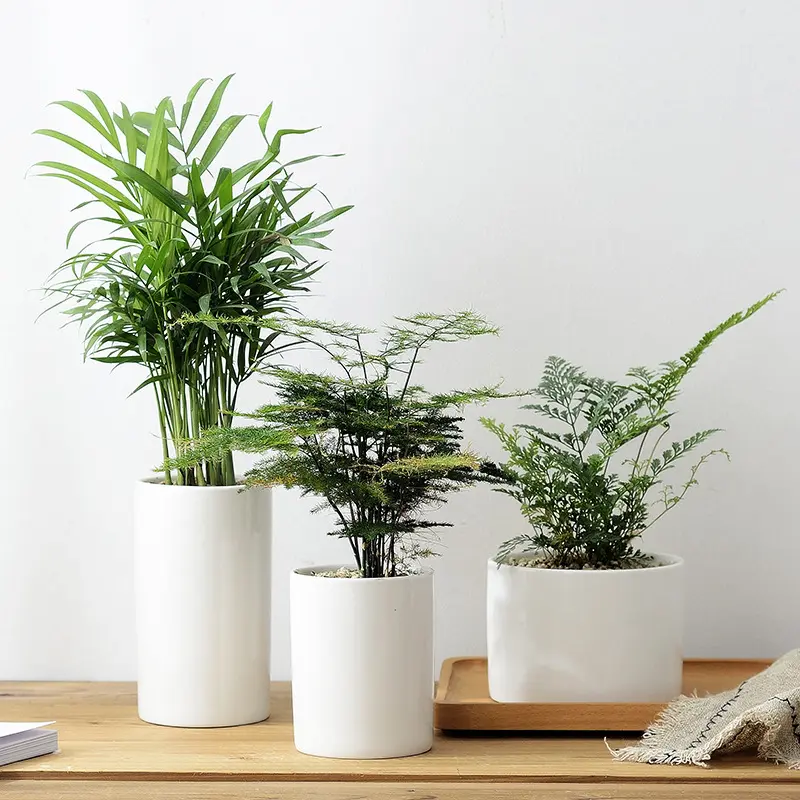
[[0, 0, 797, 681]]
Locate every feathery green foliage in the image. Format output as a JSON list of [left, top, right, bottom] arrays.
[[38, 76, 351, 486], [168, 312, 516, 577], [482, 293, 780, 570]]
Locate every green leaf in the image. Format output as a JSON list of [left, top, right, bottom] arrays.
[[79, 90, 121, 152], [35, 160, 136, 208], [131, 111, 183, 149], [189, 161, 210, 229], [186, 74, 234, 155], [300, 205, 354, 232], [238, 153, 281, 187], [64, 215, 100, 248], [35, 172, 132, 221], [109, 159, 191, 222], [258, 102, 273, 140], [200, 114, 246, 170], [142, 99, 170, 178], [267, 127, 317, 157], [50, 99, 120, 151], [228, 157, 268, 186], [137, 329, 148, 361], [129, 373, 167, 397], [282, 153, 343, 169], [34, 129, 112, 168], [180, 77, 211, 131], [165, 99, 177, 127], [92, 355, 142, 364], [215, 167, 233, 212], [115, 103, 139, 164]]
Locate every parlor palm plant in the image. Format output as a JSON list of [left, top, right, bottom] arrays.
[[36, 77, 351, 728], [38, 76, 351, 485]]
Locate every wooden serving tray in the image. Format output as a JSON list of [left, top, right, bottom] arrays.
[[434, 656, 772, 732]]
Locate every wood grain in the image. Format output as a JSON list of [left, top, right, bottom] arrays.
[[2, 780, 797, 800], [2, 782, 800, 799], [0, 680, 796, 787], [434, 657, 772, 731]]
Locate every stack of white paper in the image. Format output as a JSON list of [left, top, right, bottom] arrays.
[[0, 722, 58, 767]]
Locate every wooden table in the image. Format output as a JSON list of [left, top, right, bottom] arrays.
[[1, 682, 798, 798]]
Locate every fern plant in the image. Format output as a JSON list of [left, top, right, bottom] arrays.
[[482, 293, 779, 570], [167, 312, 515, 577], [38, 76, 351, 486]]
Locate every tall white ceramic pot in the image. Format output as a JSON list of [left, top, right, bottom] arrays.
[[134, 479, 272, 727], [487, 553, 684, 703], [290, 566, 434, 758]]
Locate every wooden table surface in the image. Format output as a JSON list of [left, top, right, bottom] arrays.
[[1, 681, 799, 799]]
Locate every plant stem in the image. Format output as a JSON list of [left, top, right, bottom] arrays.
[[154, 381, 173, 485]]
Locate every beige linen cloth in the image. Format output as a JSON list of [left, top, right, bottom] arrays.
[[612, 649, 800, 767]]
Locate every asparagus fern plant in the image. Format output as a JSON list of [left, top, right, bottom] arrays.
[[482, 293, 779, 570], [38, 76, 351, 486], [167, 312, 514, 577]]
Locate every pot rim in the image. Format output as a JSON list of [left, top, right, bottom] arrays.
[[488, 551, 683, 574], [137, 476, 264, 491], [292, 564, 434, 582]]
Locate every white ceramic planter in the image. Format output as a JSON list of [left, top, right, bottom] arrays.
[[134, 479, 272, 727], [487, 553, 684, 703], [290, 566, 434, 758]]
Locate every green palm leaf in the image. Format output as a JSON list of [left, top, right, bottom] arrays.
[[38, 76, 352, 487]]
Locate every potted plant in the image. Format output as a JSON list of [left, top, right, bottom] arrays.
[[169, 312, 512, 757], [481, 293, 779, 704], [37, 76, 351, 727]]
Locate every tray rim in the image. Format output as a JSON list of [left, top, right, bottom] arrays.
[[435, 655, 774, 706], [434, 656, 774, 732]]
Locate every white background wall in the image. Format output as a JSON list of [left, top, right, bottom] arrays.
[[0, 0, 797, 681]]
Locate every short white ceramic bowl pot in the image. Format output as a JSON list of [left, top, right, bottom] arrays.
[[134, 479, 272, 727], [290, 566, 434, 759], [487, 553, 684, 703]]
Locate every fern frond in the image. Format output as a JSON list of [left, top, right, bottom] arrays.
[[484, 294, 778, 569]]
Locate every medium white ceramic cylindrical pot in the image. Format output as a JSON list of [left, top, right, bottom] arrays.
[[134, 479, 271, 727], [290, 566, 434, 758], [487, 553, 684, 703]]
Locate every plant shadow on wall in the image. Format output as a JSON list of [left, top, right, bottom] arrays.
[[482, 292, 781, 571], [167, 311, 523, 578], [36, 75, 352, 486]]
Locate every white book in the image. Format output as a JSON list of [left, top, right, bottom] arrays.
[[0, 722, 58, 767]]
